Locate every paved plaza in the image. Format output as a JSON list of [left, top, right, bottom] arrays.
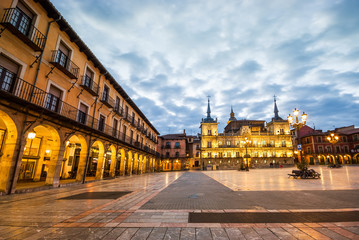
[[0, 166, 359, 239]]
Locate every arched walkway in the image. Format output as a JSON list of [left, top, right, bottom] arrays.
[[0, 110, 18, 193], [103, 145, 116, 178], [86, 140, 104, 180], [18, 124, 62, 186], [60, 134, 87, 182]]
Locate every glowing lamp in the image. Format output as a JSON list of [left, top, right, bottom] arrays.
[[28, 131, 36, 139]]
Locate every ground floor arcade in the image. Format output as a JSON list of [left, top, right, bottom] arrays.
[[0, 108, 159, 195]]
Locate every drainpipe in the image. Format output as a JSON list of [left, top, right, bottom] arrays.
[[82, 72, 105, 184], [30, 16, 62, 101], [7, 16, 62, 194]]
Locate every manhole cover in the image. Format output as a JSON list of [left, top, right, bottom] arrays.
[[58, 191, 132, 200]]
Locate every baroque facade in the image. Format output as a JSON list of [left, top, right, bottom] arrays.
[[0, 0, 159, 194], [200, 98, 294, 169]]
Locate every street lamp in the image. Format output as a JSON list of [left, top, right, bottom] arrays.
[[241, 137, 251, 171], [287, 108, 307, 168], [327, 132, 339, 166]]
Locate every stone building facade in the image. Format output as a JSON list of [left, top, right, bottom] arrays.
[[296, 125, 359, 165], [200, 98, 294, 169], [0, 0, 159, 194]]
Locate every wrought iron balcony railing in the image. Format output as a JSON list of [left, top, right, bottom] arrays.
[[0, 76, 159, 156], [50, 50, 80, 79], [80, 75, 98, 96], [0, 8, 46, 51], [100, 92, 115, 108]]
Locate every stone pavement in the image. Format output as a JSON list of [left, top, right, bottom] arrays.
[[0, 166, 358, 239]]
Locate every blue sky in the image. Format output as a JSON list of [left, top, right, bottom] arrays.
[[52, 0, 359, 135]]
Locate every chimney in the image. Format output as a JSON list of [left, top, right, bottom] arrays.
[[184, 129, 186, 135]]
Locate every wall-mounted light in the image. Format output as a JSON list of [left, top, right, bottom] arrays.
[[28, 131, 36, 139]]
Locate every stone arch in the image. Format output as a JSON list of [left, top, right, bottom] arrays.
[[117, 148, 126, 176], [138, 155, 143, 174], [353, 153, 359, 164], [337, 155, 343, 164], [326, 155, 335, 165], [317, 155, 326, 165], [0, 110, 18, 193], [133, 152, 139, 174], [86, 140, 104, 180], [343, 154, 351, 164], [19, 123, 62, 187], [127, 150, 133, 175], [104, 145, 116, 178], [60, 133, 88, 182], [142, 155, 147, 173]]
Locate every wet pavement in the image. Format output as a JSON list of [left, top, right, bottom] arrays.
[[0, 166, 358, 239]]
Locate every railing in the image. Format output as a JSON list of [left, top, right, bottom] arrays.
[[1, 8, 46, 51], [100, 93, 115, 108], [80, 75, 98, 96], [114, 105, 123, 116], [0, 77, 159, 156], [50, 50, 80, 79]]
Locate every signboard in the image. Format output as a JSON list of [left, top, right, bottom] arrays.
[[297, 144, 302, 151]]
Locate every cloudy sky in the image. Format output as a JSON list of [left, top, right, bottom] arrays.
[[52, 0, 359, 135]]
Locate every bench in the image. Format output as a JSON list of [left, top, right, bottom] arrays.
[[288, 169, 321, 179]]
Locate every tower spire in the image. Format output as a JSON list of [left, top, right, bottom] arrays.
[[273, 94, 282, 120], [228, 105, 237, 124], [207, 96, 211, 119]]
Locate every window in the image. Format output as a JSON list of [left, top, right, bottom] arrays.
[[219, 152, 223, 158], [56, 41, 71, 68], [175, 152, 179, 157], [98, 115, 105, 132], [270, 140, 275, 147], [83, 68, 94, 88], [208, 129, 212, 135], [326, 146, 331, 153], [282, 140, 286, 147], [112, 118, 118, 137], [132, 112, 135, 124], [196, 144, 200, 150], [343, 136, 347, 142], [318, 146, 323, 153], [175, 142, 180, 148], [227, 141, 231, 146], [165, 152, 170, 158], [0, 55, 19, 92], [196, 152, 199, 157], [115, 97, 120, 112], [45, 85, 62, 112], [130, 130, 134, 144], [344, 146, 349, 153], [122, 125, 127, 141], [317, 136, 322, 143], [102, 85, 109, 102], [307, 147, 311, 154], [227, 151, 231, 158], [236, 152, 240, 157], [353, 134, 358, 141], [263, 151, 267, 157], [207, 142, 211, 148], [11, 1, 34, 36], [208, 152, 212, 157], [336, 146, 340, 153], [306, 138, 310, 144], [125, 105, 129, 118], [137, 118, 140, 127], [78, 103, 88, 124], [165, 142, 171, 148]]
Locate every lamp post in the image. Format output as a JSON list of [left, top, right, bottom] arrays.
[[327, 132, 339, 166], [241, 137, 251, 171], [287, 108, 307, 168]]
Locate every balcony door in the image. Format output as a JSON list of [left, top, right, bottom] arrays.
[[77, 103, 88, 124], [10, 1, 34, 36], [56, 42, 70, 69], [0, 55, 19, 92], [45, 85, 62, 112]]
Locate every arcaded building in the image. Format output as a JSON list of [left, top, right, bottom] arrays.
[[0, 0, 159, 194], [200, 98, 294, 169]]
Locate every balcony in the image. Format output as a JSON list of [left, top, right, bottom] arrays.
[[50, 50, 79, 79], [114, 105, 123, 116], [0, 77, 159, 157], [80, 75, 98, 96], [0, 8, 46, 51], [100, 93, 115, 108]]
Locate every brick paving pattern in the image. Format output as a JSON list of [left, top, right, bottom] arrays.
[[0, 167, 358, 239]]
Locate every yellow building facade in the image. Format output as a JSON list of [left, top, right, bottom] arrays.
[[0, 0, 159, 194], [200, 99, 294, 169]]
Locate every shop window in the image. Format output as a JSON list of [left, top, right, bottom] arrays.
[[0, 55, 19, 92]]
